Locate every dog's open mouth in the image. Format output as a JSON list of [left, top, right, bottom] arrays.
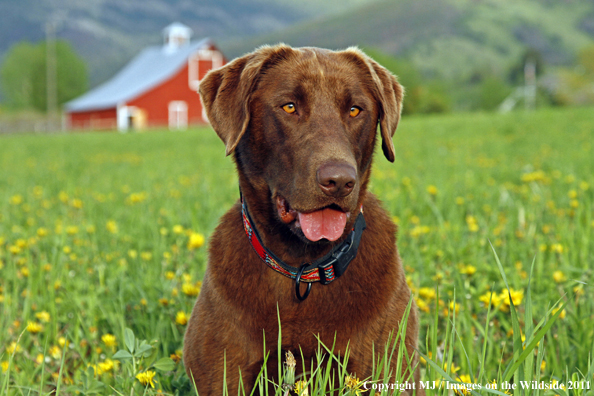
[[276, 196, 349, 242]]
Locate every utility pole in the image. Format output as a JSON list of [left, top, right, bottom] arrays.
[[46, 20, 58, 126]]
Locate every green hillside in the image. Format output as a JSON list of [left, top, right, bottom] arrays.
[[0, 0, 376, 88], [224, 0, 594, 81]]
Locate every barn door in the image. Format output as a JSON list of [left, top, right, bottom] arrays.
[[168, 101, 188, 130]]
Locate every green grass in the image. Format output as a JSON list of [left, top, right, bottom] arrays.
[[0, 106, 593, 395]]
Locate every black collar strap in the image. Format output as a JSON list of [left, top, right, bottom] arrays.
[[241, 196, 366, 301]]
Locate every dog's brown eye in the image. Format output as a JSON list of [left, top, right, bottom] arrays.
[[282, 103, 296, 114], [349, 106, 361, 117]]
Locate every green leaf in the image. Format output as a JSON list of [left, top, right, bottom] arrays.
[[124, 328, 135, 354], [112, 350, 133, 360], [134, 342, 153, 358], [153, 357, 176, 372]]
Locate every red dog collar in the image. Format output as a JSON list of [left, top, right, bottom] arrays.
[[241, 195, 366, 301]]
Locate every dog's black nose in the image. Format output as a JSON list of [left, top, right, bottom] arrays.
[[317, 162, 357, 198]]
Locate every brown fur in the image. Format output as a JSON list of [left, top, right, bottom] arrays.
[[184, 44, 423, 395]]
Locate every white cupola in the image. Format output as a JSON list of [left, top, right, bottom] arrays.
[[163, 22, 193, 51]]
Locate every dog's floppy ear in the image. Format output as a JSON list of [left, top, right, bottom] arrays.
[[199, 45, 292, 156], [369, 59, 403, 163], [342, 48, 404, 163]]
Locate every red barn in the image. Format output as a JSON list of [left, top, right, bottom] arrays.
[[65, 23, 226, 131]]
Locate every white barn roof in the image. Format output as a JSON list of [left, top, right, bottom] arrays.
[[65, 37, 213, 113]]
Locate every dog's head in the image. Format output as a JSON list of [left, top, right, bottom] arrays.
[[200, 45, 403, 245]]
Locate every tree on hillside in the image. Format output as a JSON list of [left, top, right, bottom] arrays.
[[553, 44, 594, 105], [0, 40, 88, 111]]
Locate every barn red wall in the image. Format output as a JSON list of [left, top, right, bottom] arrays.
[[128, 44, 225, 127], [69, 108, 117, 130], [127, 62, 202, 127]]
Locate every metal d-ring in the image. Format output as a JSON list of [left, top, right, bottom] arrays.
[[295, 264, 312, 301]]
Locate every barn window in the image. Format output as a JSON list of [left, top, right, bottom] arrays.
[[188, 49, 224, 91], [169, 101, 188, 130]]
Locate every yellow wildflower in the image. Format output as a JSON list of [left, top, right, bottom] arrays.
[[188, 232, 205, 249], [344, 374, 365, 395], [58, 191, 69, 203], [479, 291, 503, 308], [500, 288, 524, 310], [35, 311, 50, 323], [49, 345, 62, 359], [176, 311, 188, 325], [6, 342, 22, 355], [58, 337, 68, 348], [295, 379, 309, 396], [159, 298, 169, 306], [106, 220, 118, 234], [128, 249, 138, 259], [459, 264, 476, 276], [418, 287, 436, 300], [126, 192, 147, 205], [37, 227, 48, 237], [466, 215, 479, 232], [66, 226, 78, 235], [550, 243, 564, 254], [455, 374, 472, 396], [1, 361, 9, 372], [140, 251, 153, 261], [10, 195, 23, 205], [573, 284, 584, 297], [35, 354, 45, 365], [101, 334, 117, 348], [26, 321, 43, 334], [444, 362, 460, 374], [426, 185, 438, 195], [182, 282, 201, 297], [165, 271, 175, 280], [98, 359, 115, 373], [136, 370, 157, 388], [415, 298, 430, 313], [173, 225, 184, 234], [553, 270, 566, 283], [552, 307, 566, 319]]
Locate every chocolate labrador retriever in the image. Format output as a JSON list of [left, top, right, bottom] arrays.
[[184, 44, 423, 395]]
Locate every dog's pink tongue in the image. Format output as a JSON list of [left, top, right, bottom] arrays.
[[298, 208, 347, 242]]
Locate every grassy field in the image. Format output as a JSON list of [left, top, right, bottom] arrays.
[[0, 106, 593, 395]]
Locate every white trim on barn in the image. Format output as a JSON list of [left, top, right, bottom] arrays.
[[188, 49, 224, 91]]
